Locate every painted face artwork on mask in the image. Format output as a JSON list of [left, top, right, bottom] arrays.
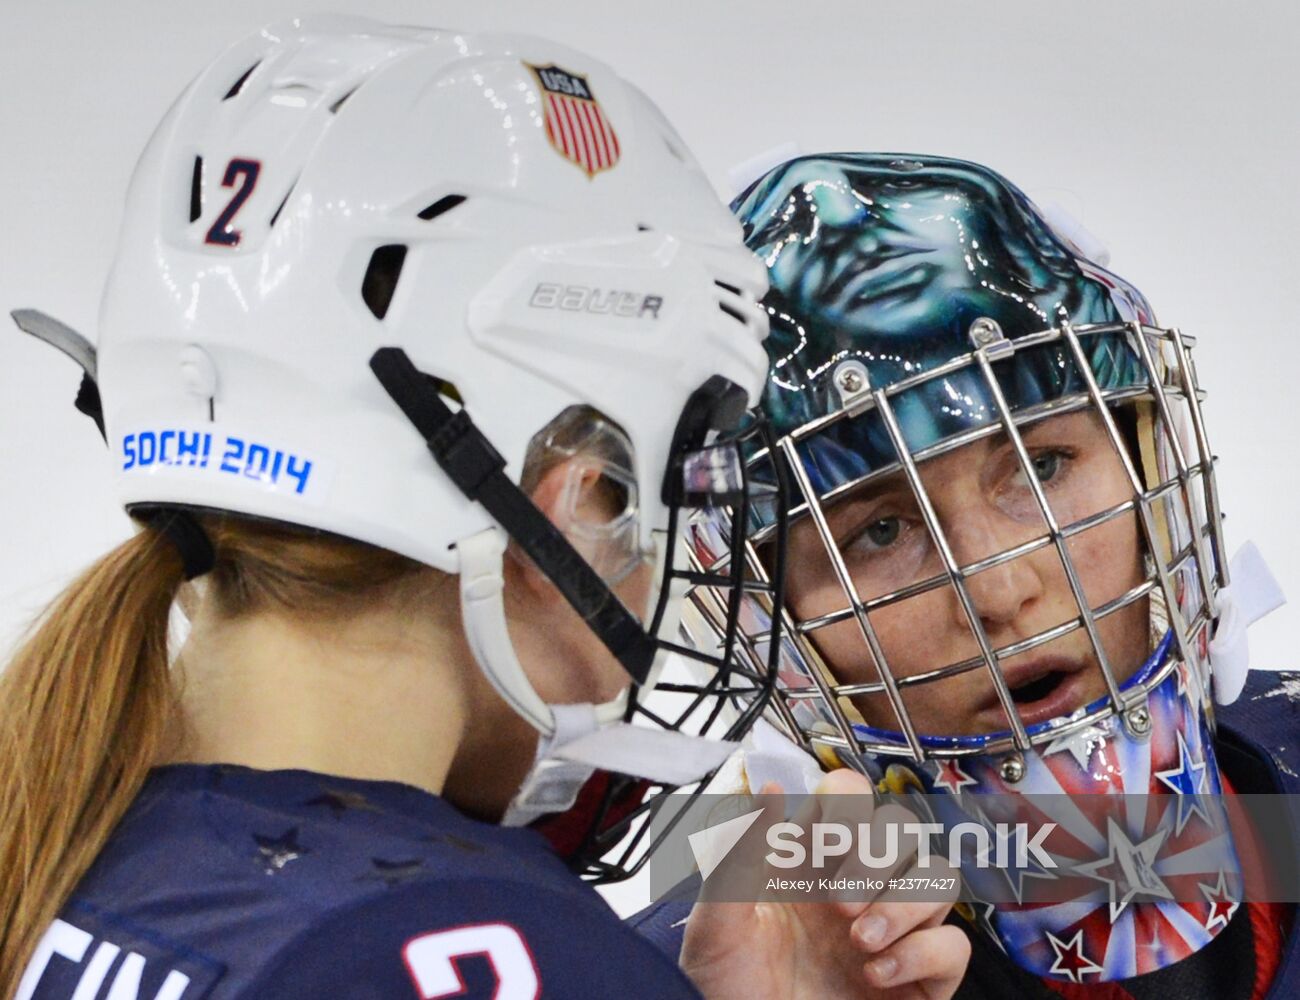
[[687, 153, 1237, 982]]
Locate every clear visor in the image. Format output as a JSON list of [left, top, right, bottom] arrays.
[[526, 416, 752, 594]]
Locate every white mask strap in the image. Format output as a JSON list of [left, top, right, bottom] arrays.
[[1211, 540, 1288, 705], [501, 704, 602, 827]]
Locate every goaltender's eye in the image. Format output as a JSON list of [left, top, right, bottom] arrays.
[[861, 517, 901, 548], [1031, 451, 1063, 484]]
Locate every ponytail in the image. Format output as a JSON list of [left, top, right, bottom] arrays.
[[0, 515, 430, 993], [0, 526, 185, 995]]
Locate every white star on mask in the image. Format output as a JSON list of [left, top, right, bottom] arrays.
[[1043, 724, 1109, 772], [1075, 816, 1173, 921]]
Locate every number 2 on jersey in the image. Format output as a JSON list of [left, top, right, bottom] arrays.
[[204, 158, 261, 247], [404, 923, 541, 999]]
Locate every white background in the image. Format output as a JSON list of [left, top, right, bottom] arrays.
[[2, 1, 1297, 916]]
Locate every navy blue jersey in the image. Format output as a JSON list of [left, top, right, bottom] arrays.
[[630, 671, 1300, 1000], [17, 765, 702, 999]]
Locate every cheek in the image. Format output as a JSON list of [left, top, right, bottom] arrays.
[[1066, 511, 1145, 607], [617, 559, 655, 621], [1064, 513, 1151, 673], [1059, 448, 1134, 521], [785, 536, 846, 621], [800, 590, 952, 687]]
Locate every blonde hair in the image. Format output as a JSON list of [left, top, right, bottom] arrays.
[[0, 515, 427, 996]]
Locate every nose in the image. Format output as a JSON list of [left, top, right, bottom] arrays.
[[944, 510, 1045, 633]]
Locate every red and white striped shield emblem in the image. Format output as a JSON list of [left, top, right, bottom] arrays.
[[527, 63, 621, 178]]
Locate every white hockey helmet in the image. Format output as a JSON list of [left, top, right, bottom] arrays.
[[17, 16, 787, 877]]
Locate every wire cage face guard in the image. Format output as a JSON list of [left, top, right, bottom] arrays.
[[569, 416, 791, 883], [735, 318, 1226, 765]]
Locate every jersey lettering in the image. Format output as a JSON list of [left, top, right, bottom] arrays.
[[16, 919, 191, 1000], [403, 923, 540, 999]]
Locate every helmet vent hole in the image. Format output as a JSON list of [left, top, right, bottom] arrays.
[[718, 301, 746, 324], [329, 86, 359, 114], [417, 194, 467, 221], [663, 137, 687, 162], [189, 157, 203, 223], [714, 280, 746, 324], [637, 223, 652, 232], [269, 179, 298, 228], [361, 245, 408, 320], [427, 374, 463, 406], [222, 61, 261, 101]]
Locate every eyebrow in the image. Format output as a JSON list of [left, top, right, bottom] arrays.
[[823, 471, 916, 525]]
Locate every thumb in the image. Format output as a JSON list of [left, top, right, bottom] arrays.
[[686, 780, 784, 944], [697, 781, 785, 903]]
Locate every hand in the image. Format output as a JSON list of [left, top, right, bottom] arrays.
[[680, 770, 970, 1000]]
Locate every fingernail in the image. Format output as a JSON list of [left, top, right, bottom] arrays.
[[867, 955, 898, 984], [858, 914, 888, 948]]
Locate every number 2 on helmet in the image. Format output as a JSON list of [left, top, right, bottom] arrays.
[[204, 158, 261, 247]]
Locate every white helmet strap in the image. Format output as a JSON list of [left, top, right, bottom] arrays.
[[458, 527, 557, 733]]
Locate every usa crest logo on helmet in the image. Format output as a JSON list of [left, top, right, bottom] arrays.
[[526, 62, 621, 177]]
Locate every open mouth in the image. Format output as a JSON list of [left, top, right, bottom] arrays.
[[975, 657, 1091, 729], [1009, 670, 1070, 705]]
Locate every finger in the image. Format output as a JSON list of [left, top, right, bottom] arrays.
[[696, 780, 784, 905], [851, 896, 952, 953], [862, 923, 972, 997], [826, 799, 932, 919], [686, 784, 787, 951], [851, 801, 922, 888], [769, 776, 844, 891], [805, 769, 878, 915], [851, 844, 961, 944], [812, 765, 878, 801], [752, 781, 789, 904]]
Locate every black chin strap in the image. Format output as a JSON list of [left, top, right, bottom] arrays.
[[369, 347, 659, 685]]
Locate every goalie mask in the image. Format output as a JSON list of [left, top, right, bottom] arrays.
[[15, 16, 790, 883], [688, 153, 1242, 980]]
